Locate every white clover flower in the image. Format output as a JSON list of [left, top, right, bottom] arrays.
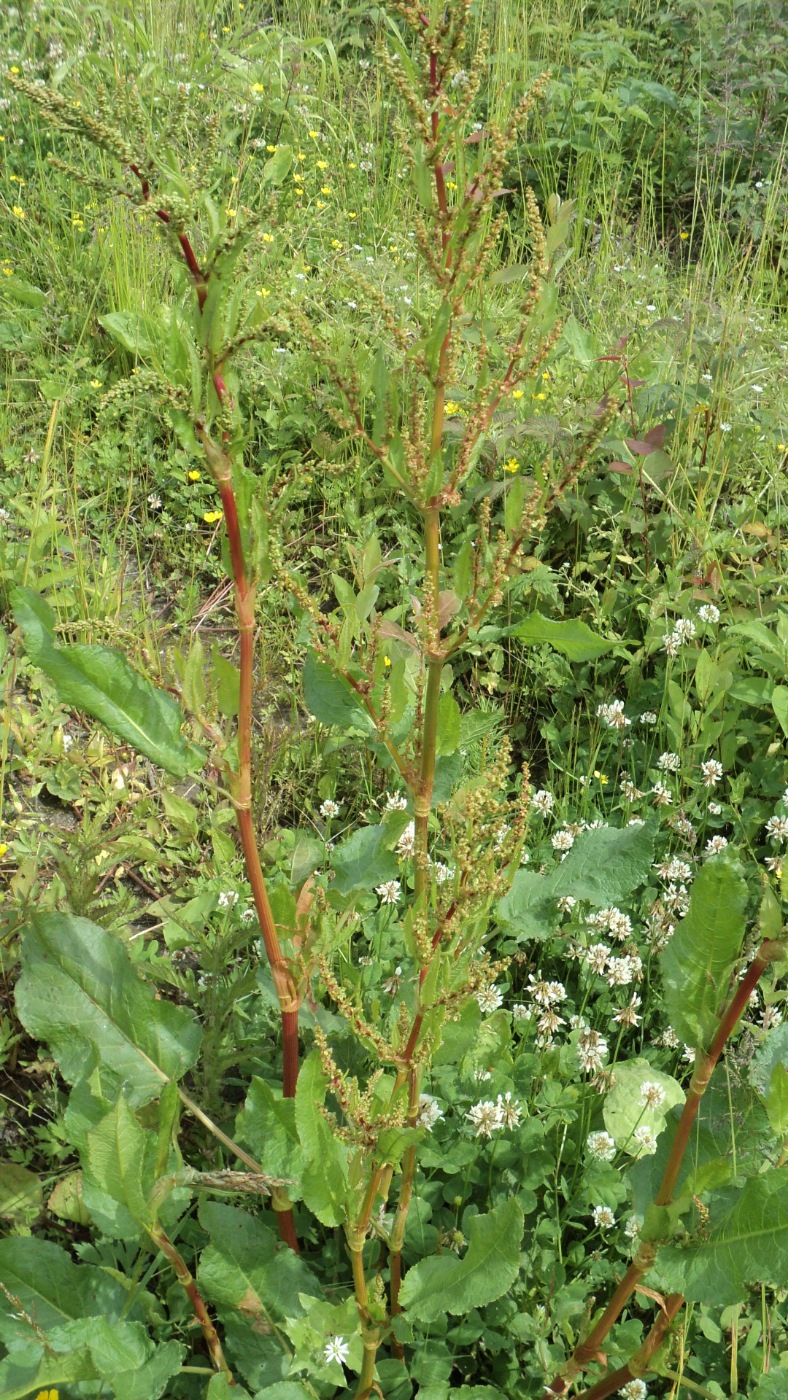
[[585, 942, 611, 974], [719, 421, 732, 432], [782, 788, 788, 805], [700, 759, 723, 787], [476, 984, 504, 1014], [527, 973, 566, 1006], [639, 1080, 666, 1109], [556, 894, 577, 913], [663, 618, 696, 655], [633, 1125, 658, 1155], [765, 815, 788, 843], [147, 492, 162, 510], [659, 1026, 680, 1049], [620, 778, 644, 802], [708, 801, 722, 815], [697, 603, 720, 624], [494, 823, 510, 850], [375, 880, 401, 905], [577, 1028, 608, 1073], [657, 752, 681, 773], [606, 955, 641, 988], [587, 1130, 616, 1161], [651, 782, 673, 807], [496, 1091, 522, 1128], [431, 860, 455, 885], [531, 789, 555, 815], [597, 699, 631, 730], [396, 821, 416, 857], [592, 1205, 616, 1229], [323, 1336, 350, 1367], [536, 1009, 566, 1042], [512, 1003, 531, 1021], [384, 791, 408, 811], [639, 711, 658, 725], [624, 1214, 641, 1240], [240, 908, 256, 923], [417, 1094, 444, 1130], [704, 835, 729, 857], [552, 829, 575, 852], [467, 1099, 504, 1137], [218, 890, 239, 909], [655, 857, 693, 883], [319, 798, 341, 819], [619, 1379, 648, 1399], [612, 993, 642, 1027]]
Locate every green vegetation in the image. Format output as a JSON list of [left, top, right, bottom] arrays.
[[1, 3, 787, 1399]]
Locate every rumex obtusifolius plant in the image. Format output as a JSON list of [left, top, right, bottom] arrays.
[[3, 5, 788, 1400]]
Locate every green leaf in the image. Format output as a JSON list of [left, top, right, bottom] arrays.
[[0, 1162, 42, 1229], [302, 650, 373, 732], [250, 1385, 316, 1400], [198, 1202, 320, 1327], [509, 612, 614, 661], [0, 1237, 128, 1349], [497, 820, 657, 936], [766, 1063, 788, 1137], [11, 587, 204, 777], [237, 1078, 303, 1187], [602, 1059, 684, 1153], [0, 1349, 99, 1400], [15, 913, 202, 1107], [436, 692, 461, 757], [262, 143, 293, 185], [82, 1099, 155, 1236], [561, 314, 596, 369], [660, 858, 747, 1048], [330, 822, 399, 895], [657, 1167, 788, 1304], [773, 685, 788, 737], [399, 1197, 524, 1323], [208, 1377, 251, 1400], [98, 310, 157, 357], [294, 1052, 348, 1224]]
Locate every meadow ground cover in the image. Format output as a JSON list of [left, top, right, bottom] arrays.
[[0, 2, 787, 1399]]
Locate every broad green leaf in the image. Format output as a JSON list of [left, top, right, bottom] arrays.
[[209, 1377, 251, 1400], [15, 914, 202, 1107], [561, 314, 596, 368], [98, 310, 157, 357], [283, 1294, 363, 1381], [295, 1051, 348, 1224], [198, 1202, 320, 1328], [82, 1099, 155, 1237], [773, 685, 788, 737], [399, 1197, 524, 1322], [302, 650, 373, 732], [11, 587, 204, 777], [750, 1023, 788, 1099], [510, 612, 614, 661], [657, 1167, 788, 1304], [251, 1386, 315, 1400], [330, 822, 399, 895], [436, 691, 461, 756], [47, 1170, 91, 1226], [0, 1237, 128, 1348], [602, 1059, 684, 1153], [497, 820, 657, 935], [0, 1348, 99, 1400], [660, 858, 747, 1048], [0, 1162, 42, 1228], [766, 1063, 788, 1137], [237, 1078, 303, 1187]]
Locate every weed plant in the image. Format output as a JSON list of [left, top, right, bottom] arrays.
[[0, 4, 787, 1400]]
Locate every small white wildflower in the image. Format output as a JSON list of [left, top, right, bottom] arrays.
[[147, 492, 162, 510], [633, 1125, 658, 1155], [639, 711, 658, 725], [528, 974, 567, 1006], [719, 421, 732, 432], [218, 890, 239, 909], [552, 829, 575, 852], [536, 1009, 565, 1042], [494, 823, 510, 850], [512, 1003, 531, 1021], [657, 752, 681, 774], [416, 1094, 444, 1129], [612, 993, 642, 1027], [61, 731, 73, 752], [763, 1006, 783, 1030], [659, 1026, 680, 1049], [700, 759, 723, 788], [651, 782, 673, 807], [556, 895, 577, 913], [624, 1214, 641, 1241], [496, 1091, 522, 1128], [585, 942, 611, 975], [606, 955, 639, 988], [323, 1336, 350, 1367], [592, 1205, 616, 1229], [708, 801, 722, 815], [619, 1379, 648, 1400], [384, 791, 408, 811], [450, 68, 469, 88], [240, 908, 256, 923], [467, 1100, 504, 1137], [587, 1130, 616, 1161], [704, 835, 729, 857], [577, 1028, 608, 1074], [376, 880, 401, 904], [655, 857, 693, 883], [531, 789, 555, 815], [396, 821, 416, 857], [476, 985, 504, 1014], [597, 699, 631, 730], [663, 618, 697, 655], [431, 860, 454, 885], [765, 815, 788, 843], [697, 603, 720, 624], [319, 798, 340, 819], [639, 1081, 666, 1109], [620, 778, 644, 801]]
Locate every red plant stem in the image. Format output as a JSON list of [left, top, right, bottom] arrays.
[[543, 943, 776, 1396], [149, 1223, 232, 1377], [565, 1294, 685, 1400]]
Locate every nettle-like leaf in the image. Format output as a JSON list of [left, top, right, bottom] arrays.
[[497, 819, 657, 938], [508, 611, 616, 661], [15, 914, 202, 1107], [656, 1167, 788, 1304], [603, 1059, 685, 1155], [399, 1196, 524, 1323], [11, 586, 204, 777], [660, 856, 748, 1048]]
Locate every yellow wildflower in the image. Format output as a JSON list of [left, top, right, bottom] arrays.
[[203, 510, 223, 524], [251, 83, 264, 93], [316, 160, 328, 170], [257, 286, 271, 298], [12, 205, 25, 219], [0, 843, 7, 857], [9, 65, 20, 74], [187, 470, 201, 481], [383, 656, 392, 667], [90, 379, 103, 388], [261, 232, 274, 243], [593, 770, 609, 785], [266, 144, 277, 152], [226, 207, 237, 217], [331, 238, 342, 249], [348, 211, 357, 219], [503, 458, 520, 474], [320, 185, 332, 195], [34, 1391, 58, 1400], [679, 231, 689, 240], [534, 392, 547, 400], [444, 401, 461, 415], [347, 161, 357, 169], [512, 389, 524, 400], [309, 130, 319, 137], [2, 267, 12, 276], [446, 179, 457, 190], [315, 200, 326, 210], [542, 370, 551, 380]]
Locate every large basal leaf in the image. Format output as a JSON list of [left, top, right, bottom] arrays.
[[197, 1201, 321, 1328], [46, 1318, 183, 1400], [82, 1099, 155, 1238], [302, 650, 373, 733], [294, 1051, 348, 1225], [660, 857, 747, 1048], [15, 914, 201, 1107], [11, 586, 205, 777], [0, 1237, 129, 1349], [399, 1196, 524, 1323], [656, 1167, 788, 1304], [0, 1349, 100, 1400], [509, 612, 615, 661], [330, 822, 400, 895], [497, 820, 657, 936], [236, 1078, 303, 1189]]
